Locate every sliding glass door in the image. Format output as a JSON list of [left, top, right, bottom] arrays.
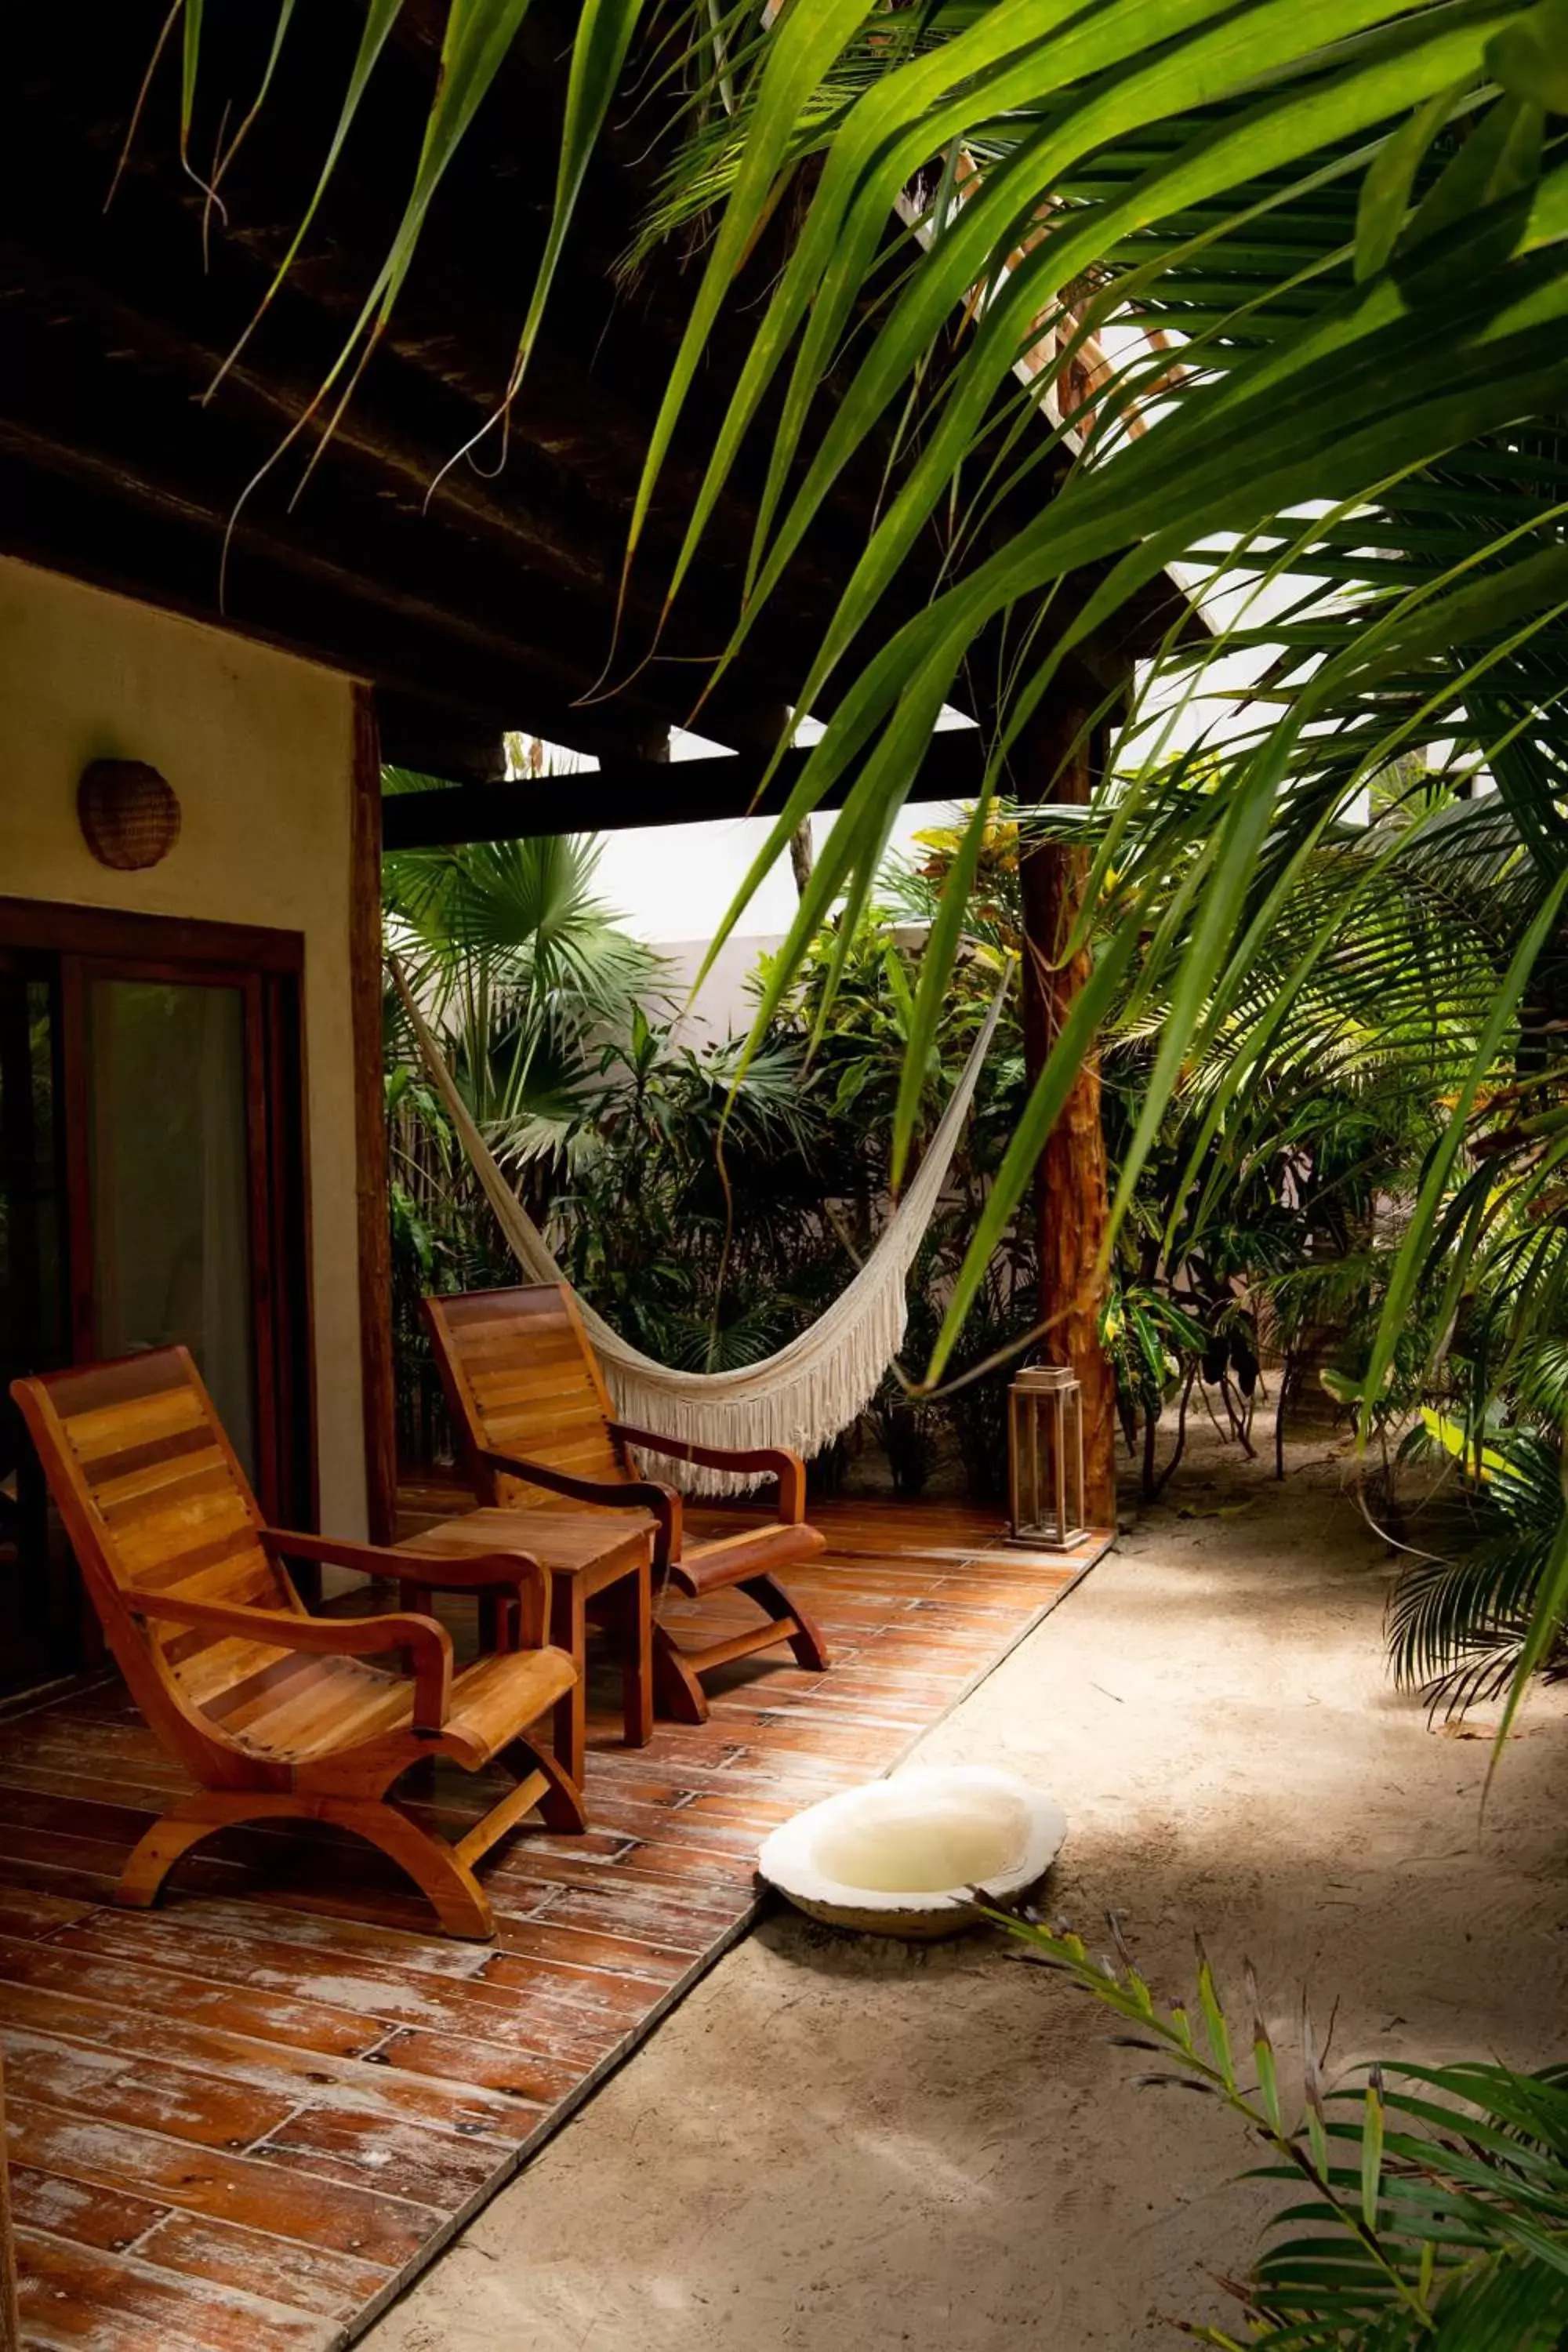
[[0, 953, 72, 1693], [83, 975, 260, 1476], [0, 907, 311, 1696]]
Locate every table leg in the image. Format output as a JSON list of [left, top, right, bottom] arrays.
[[477, 1592, 519, 1654], [396, 1581, 440, 1795], [550, 1573, 586, 1789], [622, 1558, 653, 1749]]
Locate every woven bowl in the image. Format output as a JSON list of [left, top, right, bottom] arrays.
[[78, 760, 181, 871]]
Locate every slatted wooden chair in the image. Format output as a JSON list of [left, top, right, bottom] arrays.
[[423, 1283, 830, 1724], [10, 1346, 583, 1940]]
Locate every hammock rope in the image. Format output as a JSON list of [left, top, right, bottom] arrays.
[[390, 956, 1009, 1494]]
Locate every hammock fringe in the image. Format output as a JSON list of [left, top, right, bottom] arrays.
[[391, 956, 1008, 1494]]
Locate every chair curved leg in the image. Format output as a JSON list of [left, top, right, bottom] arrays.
[[120, 1790, 499, 1939], [740, 1572, 830, 1671], [321, 1800, 495, 1940], [117, 1793, 279, 1911], [652, 1623, 710, 1724], [501, 1737, 586, 1835]]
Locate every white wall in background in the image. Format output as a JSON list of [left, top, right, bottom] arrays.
[[591, 718, 975, 1036]]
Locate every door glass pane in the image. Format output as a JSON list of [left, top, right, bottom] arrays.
[[0, 967, 67, 1371], [0, 962, 73, 1693], [87, 979, 257, 1474]]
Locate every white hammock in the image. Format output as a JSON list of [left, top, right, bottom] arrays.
[[391, 957, 1007, 1494]]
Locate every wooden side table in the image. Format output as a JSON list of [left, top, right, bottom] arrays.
[[395, 1506, 653, 1789]]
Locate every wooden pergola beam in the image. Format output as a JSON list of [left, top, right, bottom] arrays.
[[4, 12, 1192, 796], [379, 728, 991, 846]]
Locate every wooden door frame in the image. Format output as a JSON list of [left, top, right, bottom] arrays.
[[0, 896, 316, 1528], [353, 686, 397, 1545], [0, 940, 67, 1370]]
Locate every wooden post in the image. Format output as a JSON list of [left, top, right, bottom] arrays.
[[1015, 691, 1118, 1528], [350, 685, 399, 1547]]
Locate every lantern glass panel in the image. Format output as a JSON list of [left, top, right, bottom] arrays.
[[1007, 1367, 1086, 1548]]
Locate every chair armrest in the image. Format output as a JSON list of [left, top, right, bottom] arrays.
[[132, 1591, 454, 1736], [478, 1449, 682, 1562], [391, 1548, 553, 1651], [260, 1526, 416, 1581], [608, 1425, 808, 1523], [266, 1524, 554, 1659]]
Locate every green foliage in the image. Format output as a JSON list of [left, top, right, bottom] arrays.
[[765, 830, 1037, 1499], [382, 815, 667, 1454], [384, 793, 662, 1167], [134, 2, 1568, 1716], [383, 786, 1568, 1704], [898, 792, 1502, 1505], [1388, 1414, 1568, 1716], [552, 1005, 841, 1376], [130, 0, 646, 487], [383, 798, 1049, 1496], [993, 1911, 1568, 2347], [613, 2, 1568, 1730]]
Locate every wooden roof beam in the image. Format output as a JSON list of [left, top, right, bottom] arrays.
[[0, 444, 644, 768], [0, 236, 833, 759], [379, 728, 989, 846]]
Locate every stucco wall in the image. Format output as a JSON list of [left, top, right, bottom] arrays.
[[0, 553, 368, 1536]]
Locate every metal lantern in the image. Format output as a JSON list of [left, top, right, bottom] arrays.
[[1007, 1364, 1087, 1549]]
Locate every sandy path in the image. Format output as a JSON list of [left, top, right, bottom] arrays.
[[366, 1426, 1568, 2349]]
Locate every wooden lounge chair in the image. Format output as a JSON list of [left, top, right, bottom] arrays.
[[423, 1283, 830, 1723], [10, 1346, 583, 1940]]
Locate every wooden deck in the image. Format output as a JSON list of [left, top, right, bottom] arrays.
[[0, 1497, 1107, 2350]]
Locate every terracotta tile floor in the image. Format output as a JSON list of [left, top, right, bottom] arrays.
[[0, 1497, 1107, 2349]]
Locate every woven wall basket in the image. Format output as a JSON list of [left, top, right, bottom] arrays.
[[78, 760, 181, 871]]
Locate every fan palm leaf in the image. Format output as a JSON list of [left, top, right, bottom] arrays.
[[383, 807, 664, 1163]]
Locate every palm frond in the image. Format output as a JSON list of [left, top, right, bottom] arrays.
[[139, 1, 1568, 1733], [132, 0, 649, 477], [989, 1911, 1568, 2347]]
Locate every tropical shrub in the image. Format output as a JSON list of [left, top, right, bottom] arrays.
[[1388, 1414, 1568, 1717], [614, 3, 1568, 1721], [381, 809, 666, 1457], [383, 822, 1040, 1494], [550, 1004, 844, 1375], [89, 20, 1568, 2328], [999, 1911, 1568, 2347], [886, 794, 1510, 1507]]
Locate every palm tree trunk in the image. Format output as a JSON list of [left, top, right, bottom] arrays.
[[1016, 688, 1117, 1528], [788, 820, 815, 897]]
